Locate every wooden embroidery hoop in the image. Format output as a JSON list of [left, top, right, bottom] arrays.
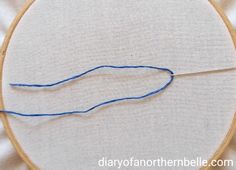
[[0, 0, 235, 169]]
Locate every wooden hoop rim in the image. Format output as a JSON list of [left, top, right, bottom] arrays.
[[0, 0, 235, 169]]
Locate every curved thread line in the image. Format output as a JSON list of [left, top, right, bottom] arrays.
[[1, 65, 174, 117], [10, 65, 174, 87]]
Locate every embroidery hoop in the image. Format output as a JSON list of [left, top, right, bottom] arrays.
[[0, 0, 235, 169]]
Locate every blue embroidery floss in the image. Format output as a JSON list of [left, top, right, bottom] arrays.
[[1, 65, 174, 117]]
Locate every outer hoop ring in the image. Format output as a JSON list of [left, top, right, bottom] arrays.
[[0, 0, 235, 169]]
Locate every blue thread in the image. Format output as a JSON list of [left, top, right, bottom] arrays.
[[1, 65, 174, 117]]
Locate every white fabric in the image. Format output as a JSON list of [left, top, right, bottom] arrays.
[[0, 1, 28, 170], [1, 0, 236, 170]]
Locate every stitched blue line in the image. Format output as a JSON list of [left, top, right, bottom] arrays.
[[1, 65, 174, 117]]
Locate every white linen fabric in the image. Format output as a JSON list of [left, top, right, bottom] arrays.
[[0, 0, 28, 170], [1, 0, 236, 170]]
